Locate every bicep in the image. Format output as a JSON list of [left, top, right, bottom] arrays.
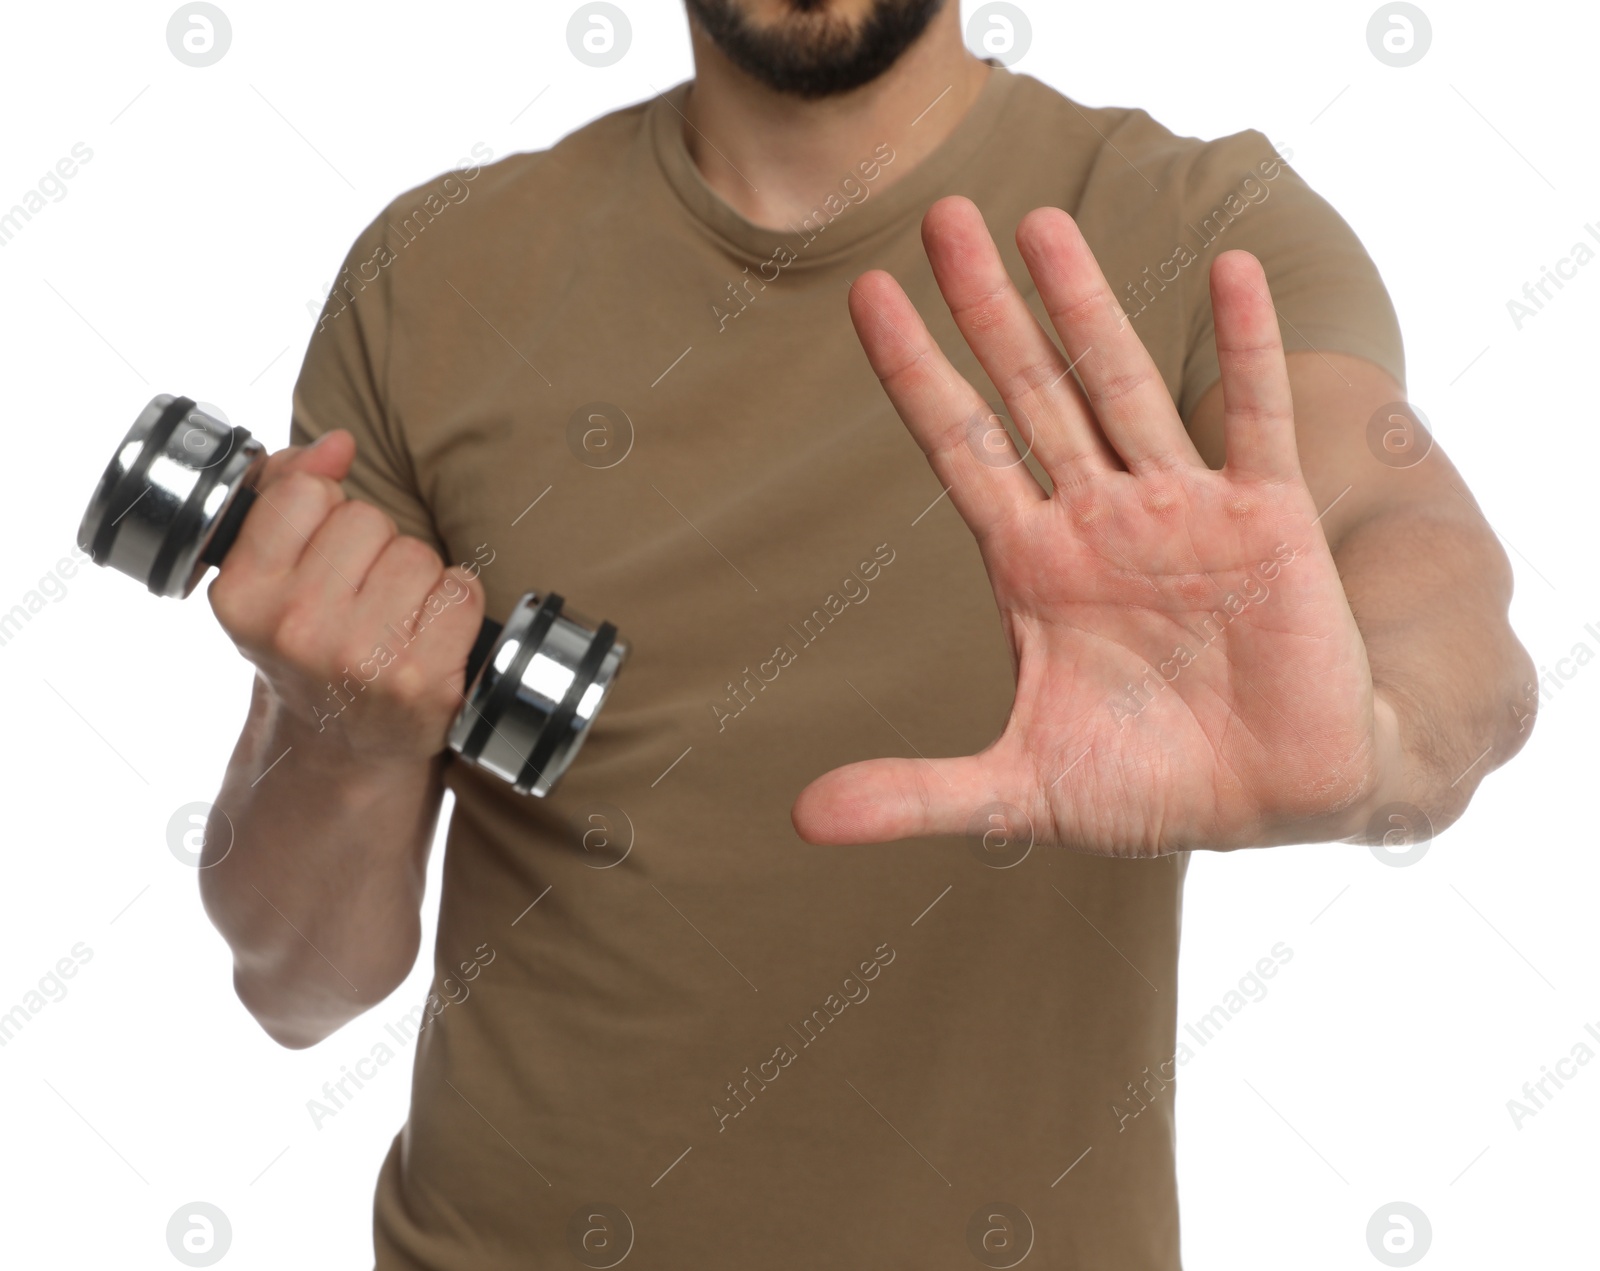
[[291, 207, 445, 556]]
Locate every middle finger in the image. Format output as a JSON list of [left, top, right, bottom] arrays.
[[1017, 206, 1206, 475], [922, 196, 1120, 485]]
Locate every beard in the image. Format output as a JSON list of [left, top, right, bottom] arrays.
[[685, 0, 948, 99]]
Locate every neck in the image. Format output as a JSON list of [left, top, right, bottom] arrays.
[[681, 7, 991, 231]]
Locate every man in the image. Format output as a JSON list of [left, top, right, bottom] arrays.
[[198, 1, 1534, 1265]]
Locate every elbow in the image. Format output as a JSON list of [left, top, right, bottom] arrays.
[[1432, 628, 1539, 836], [1455, 517, 1540, 770], [232, 965, 340, 1050], [257, 1019, 331, 1052], [229, 942, 416, 1050], [1498, 635, 1539, 763]]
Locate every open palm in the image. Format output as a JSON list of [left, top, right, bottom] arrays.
[[791, 197, 1384, 856]]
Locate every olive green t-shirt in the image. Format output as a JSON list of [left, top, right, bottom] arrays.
[[290, 64, 1403, 1270]]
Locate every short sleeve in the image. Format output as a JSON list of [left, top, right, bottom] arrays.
[[1176, 130, 1406, 422], [288, 206, 446, 556]]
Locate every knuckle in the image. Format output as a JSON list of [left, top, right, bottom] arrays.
[[1001, 354, 1068, 405], [384, 533, 444, 578], [329, 499, 396, 540], [450, 570, 486, 614], [273, 470, 329, 505], [207, 569, 273, 642], [1050, 289, 1110, 330], [1092, 366, 1154, 406], [206, 573, 243, 627], [269, 602, 326, 668], [385, 659, 434, 709], [262, 474, 343, 535], [950, 282, 1011, 333]]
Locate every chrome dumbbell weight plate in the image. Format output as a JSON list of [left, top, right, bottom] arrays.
[[449, 592, 628, 797], [78, 393, 628, 798], [78, 395, 264, 598]]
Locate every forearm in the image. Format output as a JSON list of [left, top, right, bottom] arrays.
[[199, 675, 447, 1048], [1333, 500, 1536, 839]]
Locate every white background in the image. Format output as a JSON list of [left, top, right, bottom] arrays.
[[0, 1, 1593, 1267]]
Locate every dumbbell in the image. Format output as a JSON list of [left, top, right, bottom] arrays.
[[76, 394, 628, 797]]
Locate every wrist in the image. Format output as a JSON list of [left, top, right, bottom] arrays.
[[255, 681, 441, 812]]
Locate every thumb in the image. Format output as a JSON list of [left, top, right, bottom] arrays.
[[257, 428, 356, 489], [790, 753, 1000, 845]]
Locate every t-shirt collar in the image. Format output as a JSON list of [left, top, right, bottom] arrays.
[[648, 61, 1020, 267]]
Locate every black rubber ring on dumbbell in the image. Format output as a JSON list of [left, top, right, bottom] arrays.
[[89, 396, 196, 567], [147, 424, 253, 596], [458, 593, 564, 766], [514, 620, 617, 795], [200, 479, 259, 567], [462, 615, 504, 692]]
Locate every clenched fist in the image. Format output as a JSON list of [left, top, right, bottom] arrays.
[[205, 430, 485, 762]]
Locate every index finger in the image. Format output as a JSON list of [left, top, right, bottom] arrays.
[[221, 431, 356, 579]]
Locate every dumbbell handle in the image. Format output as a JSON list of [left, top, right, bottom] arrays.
[[198, 482, 505, 686]]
